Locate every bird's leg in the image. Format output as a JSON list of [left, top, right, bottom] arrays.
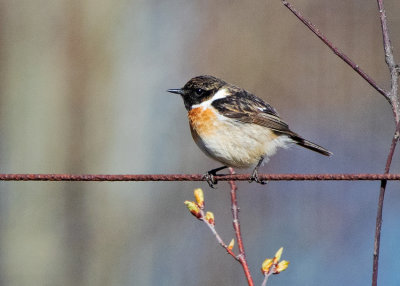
[[203, 165, 228, 188], [249, 157, 267, 185]]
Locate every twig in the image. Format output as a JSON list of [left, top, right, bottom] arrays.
[[372, 1, 400, 285], [280, 1, 399, 285], [188, 169, 254, 285], [200, 210, 238, 260], [372, 125, 400, 285], [0, 173, 399, 181], [281, 1, 390, 104], [376, 0, 400, 123], [261, 267, 277, 286], [261, 274, 270, 286], [228, 168, 254, 286], [373, 123, 400, 286]]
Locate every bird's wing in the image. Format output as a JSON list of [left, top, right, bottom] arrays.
[[211, 90, 294, 135], [212, 89, 332, 156]]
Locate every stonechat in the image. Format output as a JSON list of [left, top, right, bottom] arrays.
[[168, 75, 331, 187]]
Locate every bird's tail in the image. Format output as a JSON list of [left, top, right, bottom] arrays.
[[291, 134, 332, 156]]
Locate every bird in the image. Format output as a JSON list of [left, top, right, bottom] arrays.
[[168, 75, 331, 187]]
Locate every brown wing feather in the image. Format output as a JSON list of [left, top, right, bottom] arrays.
[[211, 88, 332, 156], [211, 88, 292, 134]]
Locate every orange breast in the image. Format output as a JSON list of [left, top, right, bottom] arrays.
[[188, 107, 217, 137]]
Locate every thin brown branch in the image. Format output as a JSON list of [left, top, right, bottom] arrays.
[[281, 0, 390, 104], [200, 210, 239, 260], [377, 0, 398, 79], [261, 266, 277, 286], [0, 173, 398, 181], [377, 0, 400, 122], [281, 1, 399, 285], [372, 1, 400, 285], [228, 168, 254, 286], [261, 275, 269, 286], [373, 122, 400, 286]]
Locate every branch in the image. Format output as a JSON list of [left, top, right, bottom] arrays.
[[372, 1, 400, 285], [281, 0, 390, 103], [377, 0, 398, 79], [184, 172, 254, 285], [376, 0, 400, 122], [373, 123, 400, 286], [200, 210, 239, 260], [261, 275, 269, 286], [228, 168, 254, 286], [280, 1, 399, 285]]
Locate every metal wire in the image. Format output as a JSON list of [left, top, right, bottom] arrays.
[[0, 173, 398, 182]]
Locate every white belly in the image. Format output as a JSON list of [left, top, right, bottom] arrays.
[[191, 118, 293, 168]]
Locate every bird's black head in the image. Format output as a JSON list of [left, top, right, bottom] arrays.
[[168, 75, 227, 110]]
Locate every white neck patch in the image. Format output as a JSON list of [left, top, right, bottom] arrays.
[[191, 88, 229, 110]]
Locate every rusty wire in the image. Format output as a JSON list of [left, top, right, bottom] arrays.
[[0, 173, 398, 182]]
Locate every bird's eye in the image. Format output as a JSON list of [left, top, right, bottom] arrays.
[[196, 88, 204, 96]]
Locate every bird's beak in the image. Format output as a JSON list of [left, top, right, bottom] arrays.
[[167, 88, 184, 95]]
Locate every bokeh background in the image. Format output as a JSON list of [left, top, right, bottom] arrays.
[[0, 0, 399, 285]]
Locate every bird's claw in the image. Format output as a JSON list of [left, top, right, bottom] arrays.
[[249, 169, 268, 185], [202, 166, 228, 188], [202, 172, 218, 188]]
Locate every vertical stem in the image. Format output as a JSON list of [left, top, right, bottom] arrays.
[[372, 123, 400, 286], [377, 0, 399, 122], [373, 1, 399, 285], [228, 168, 254, 286], [261, 274, 269, 286]]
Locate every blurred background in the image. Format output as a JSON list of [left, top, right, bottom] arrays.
[[0, 0, 399, 285]]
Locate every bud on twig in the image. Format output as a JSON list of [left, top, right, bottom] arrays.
[[228, 239, 235, 250], [261, 247, 289, 275], [261, 258, 274, 274], [193, 188, 204, 209], [275, 260, 290, 274], [274, 247, 283, 263], [205, 211, 215, 225], [184, 201, 202, 219]]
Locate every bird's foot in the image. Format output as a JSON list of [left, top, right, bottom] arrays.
[[202, 172, 218, 188], [249, 168, 268, 185], [202, 166, 228, 188]]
